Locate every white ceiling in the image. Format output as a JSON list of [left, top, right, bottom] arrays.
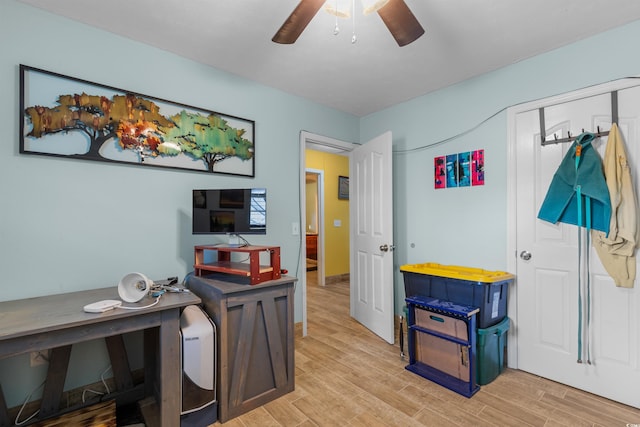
[[18, 0, 640, 117]]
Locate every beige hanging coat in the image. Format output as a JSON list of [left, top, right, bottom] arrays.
[[592, 123, 639, 287]]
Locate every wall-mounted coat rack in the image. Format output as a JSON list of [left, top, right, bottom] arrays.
[[540, 90, 618, 146]]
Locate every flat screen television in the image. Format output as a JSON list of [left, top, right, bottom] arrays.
[[192, 188, 267, 235]]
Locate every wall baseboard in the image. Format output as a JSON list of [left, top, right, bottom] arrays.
[[325, 273, 349, 284]]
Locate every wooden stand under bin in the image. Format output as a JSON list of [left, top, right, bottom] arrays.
[[405, 295, 480, 398], [193, 245, 281, 285]]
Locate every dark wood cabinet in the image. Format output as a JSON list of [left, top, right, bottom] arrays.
[[186, 274, 296, 423], [306, 234, 317, 260]]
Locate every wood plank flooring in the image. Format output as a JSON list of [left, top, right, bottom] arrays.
[[210, 273, 640, 426]]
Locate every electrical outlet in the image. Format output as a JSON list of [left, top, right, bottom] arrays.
[[292, 222, 300, 235], [30, 350, 49, 367]]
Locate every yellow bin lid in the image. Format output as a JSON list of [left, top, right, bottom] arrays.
[[400, 263, 514, 283]]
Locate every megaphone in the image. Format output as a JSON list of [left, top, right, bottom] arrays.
[[118, 272, 152, 302]]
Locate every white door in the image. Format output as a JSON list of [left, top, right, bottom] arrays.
[[350, 131, 394, 344], [514, 84, 640, 408]]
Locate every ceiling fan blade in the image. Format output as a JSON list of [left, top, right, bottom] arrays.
[[272, 0, 326, 44], [377, 0, 425, 47]]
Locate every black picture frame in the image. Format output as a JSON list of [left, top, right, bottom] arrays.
[[338, 175, 349, 200], [19, 64, 255, 177]]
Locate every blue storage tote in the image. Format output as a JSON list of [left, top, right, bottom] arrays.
[[400, 263, 514, 328], [477, 317, 510, 385]]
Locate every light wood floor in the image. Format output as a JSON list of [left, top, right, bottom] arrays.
[[212, 273, 640, 426]]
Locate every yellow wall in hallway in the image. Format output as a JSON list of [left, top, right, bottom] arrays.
[[305, 149, 350, 277]]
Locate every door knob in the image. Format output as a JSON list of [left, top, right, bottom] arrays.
[[380, 244, 396, 252], [520, 250, 532, 261]]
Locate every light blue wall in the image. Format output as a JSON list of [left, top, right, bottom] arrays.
[[360, 19, 640, 314], [0, 0, 357, 408], [360, 21, 640, 313]]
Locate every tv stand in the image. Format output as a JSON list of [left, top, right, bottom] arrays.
[[193, 245, 281, 285]]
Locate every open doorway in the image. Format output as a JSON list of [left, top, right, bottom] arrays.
[[305, 169, 323, 285], [299, 132, 354, 336]]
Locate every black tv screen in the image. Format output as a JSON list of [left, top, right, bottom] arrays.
[[192, 188, 267, 235]]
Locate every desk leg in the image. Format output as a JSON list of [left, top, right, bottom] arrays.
[[159, 308, 181, 427], [105, 335, 134, 391], [0, 384, 10, 427], [39, 345, 72, 418], [144, 328, 159, 398]]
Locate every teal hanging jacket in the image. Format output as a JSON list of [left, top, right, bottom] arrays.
[[538, 132, 611, 235]]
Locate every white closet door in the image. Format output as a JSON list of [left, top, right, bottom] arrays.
[[515, 85, 640, 408]]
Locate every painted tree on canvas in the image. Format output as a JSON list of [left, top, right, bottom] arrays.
[[24, 93, 253, 172], [25, 93, 174, 160], [160, 111, 254, 172]]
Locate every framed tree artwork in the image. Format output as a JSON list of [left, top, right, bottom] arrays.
[[19, 65, 255, 176]]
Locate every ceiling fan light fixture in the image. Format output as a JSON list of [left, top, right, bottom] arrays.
[[360, 0, 390, 15], [273, 0, 422, 46]]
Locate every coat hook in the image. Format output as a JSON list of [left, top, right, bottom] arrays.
[[554, 133, 558, 141], [568, 131, 572, 139], [581, 128, 585, 133], [597, 125, 601, 134]]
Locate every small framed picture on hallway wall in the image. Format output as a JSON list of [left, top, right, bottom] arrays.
[[338, 175, 349, 200]]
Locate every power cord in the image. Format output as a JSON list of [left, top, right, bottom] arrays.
[[81, 365, 112, 403], [15, 380, 45, 426], [237, 234, 251, 246], [117, 294, 162, 310]]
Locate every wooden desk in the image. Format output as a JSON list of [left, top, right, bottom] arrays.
[[0, 287, 201, 427]]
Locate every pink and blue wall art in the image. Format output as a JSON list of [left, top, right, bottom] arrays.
[[434, 149, 484, 189]]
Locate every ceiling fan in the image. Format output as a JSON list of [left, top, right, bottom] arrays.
[[272, 0, 425, 47]]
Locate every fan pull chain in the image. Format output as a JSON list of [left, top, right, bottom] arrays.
[[334, 0, 340, 35], [351, 0, 357, 43]]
